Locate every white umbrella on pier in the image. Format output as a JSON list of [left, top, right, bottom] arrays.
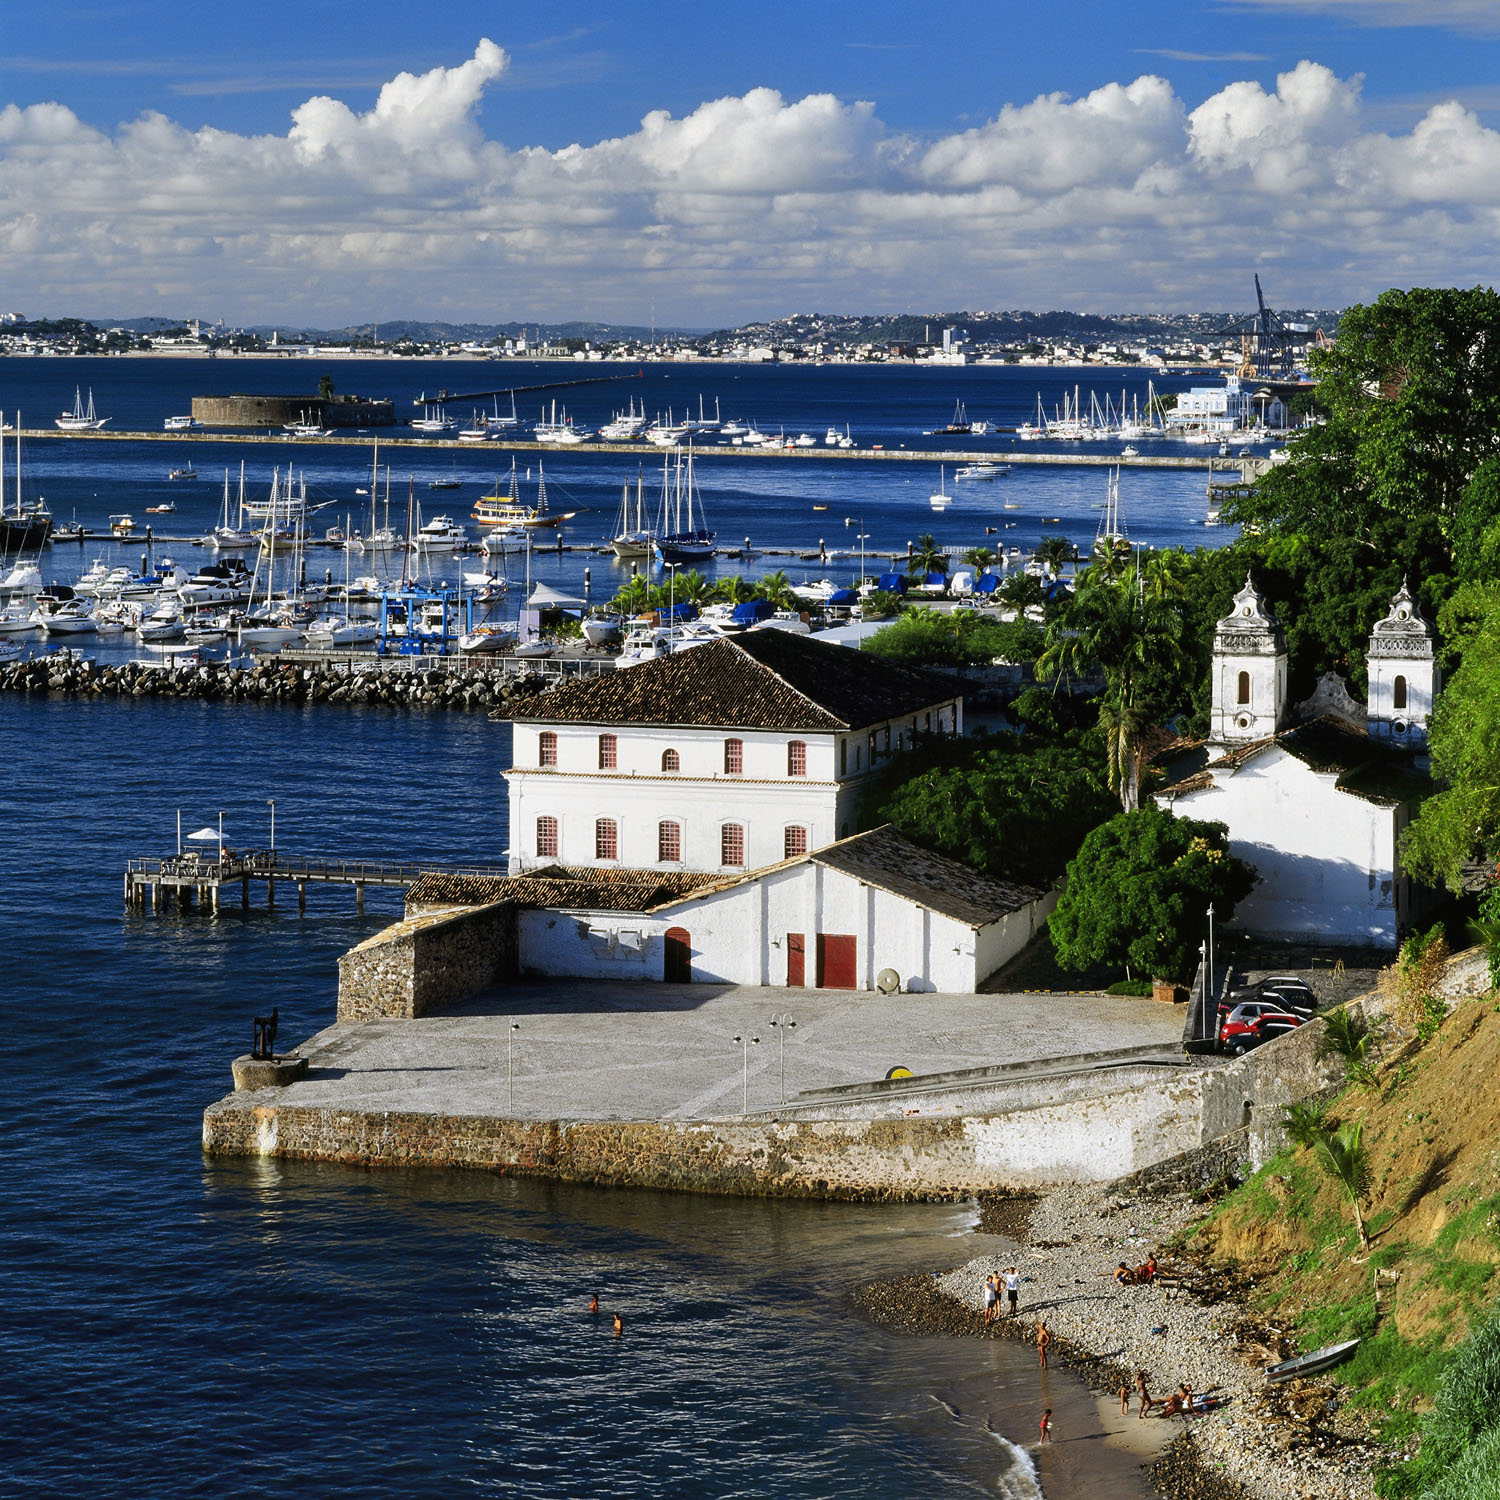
[[185, 826, 222, 842]]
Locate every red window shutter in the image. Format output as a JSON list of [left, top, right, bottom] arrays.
[[788, 740, 806, 776], [539, 731, 557, 767], [724, 738, 743, 774], [658, 821, 681, 863], [536, 816, 558, 857], [595, 818, 618, 860], [784, 826, 807, 858], [599, 733, 617, 769], [722, 823, 744, 867]]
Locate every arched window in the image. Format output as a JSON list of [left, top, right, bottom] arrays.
[[536, 815, 558, 858], [658, 821, 681, 863], [787, 740, 807, 777], [784, 825, 808, 858], [1393, 674, 1408, 711], [721, 823, 745, 867], [598, 732, 618, 769], [1236, 670, 1251, 706], [724, 738, 743, 775], [595, 818, 618, 861], [538, 730, 557, 767], [661, 748, 680, 773]]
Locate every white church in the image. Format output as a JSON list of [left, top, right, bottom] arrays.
[[1158, 577, 1436, 948]]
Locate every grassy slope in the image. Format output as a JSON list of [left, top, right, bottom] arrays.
[[1186, 996, 1500, 1448]]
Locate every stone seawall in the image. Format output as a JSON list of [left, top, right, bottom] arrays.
[[1, 655, 549, 712], [338, 902, 518, 1021]]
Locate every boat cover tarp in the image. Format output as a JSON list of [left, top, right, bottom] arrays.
[[924, 570, 948, 585], [826, 589, 858, 606], [875, 573, 907, 593], [731, 600, 775, 626], [974, 574, 1000, 594], [660, 601, 700, 623]]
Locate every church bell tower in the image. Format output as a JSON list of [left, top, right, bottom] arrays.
[[1367, 580, 1438, 749], [1211, 575, 1287, 745]]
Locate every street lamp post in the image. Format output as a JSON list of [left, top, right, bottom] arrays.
[[1198, 939, 1209, 1042], [217, 809, 225, 865], [1207, 903, 1216, 1012], [732, 1033, 760, 1114], [769, 1013, 796, 1104], [507, 1020, 519, 1113], [844, 516, 868, 649]]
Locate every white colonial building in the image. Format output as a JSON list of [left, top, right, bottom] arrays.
[[505, 632, 963, 877], [1158, 578, 1435, 947]]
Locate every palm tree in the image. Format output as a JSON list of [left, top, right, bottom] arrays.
[[754, 569, 797, 611], [963, 545, 997, 574], [1316, 1008, 1380, 1085], [674, 568, 714, 606], [910, 533, 947, 577], [1097, 693, 1151, 812], [1310, 1119, 1372, 1250], [1084, 536, 1135, 584], [715, 574, 757, 605], [1032, 534, 1077, 578], [611, 575, 656, 616]]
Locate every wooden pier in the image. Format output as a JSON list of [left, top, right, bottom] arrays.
[[123, 850, 508, 915]]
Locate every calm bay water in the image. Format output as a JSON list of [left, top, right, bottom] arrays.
[[0, 360, 1183, 1497]]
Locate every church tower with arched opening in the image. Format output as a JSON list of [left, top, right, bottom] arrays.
[[1367, 580, 1438, 749], [1210, 575, 1287, 745]]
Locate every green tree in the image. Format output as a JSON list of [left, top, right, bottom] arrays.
[[754, 569, 797, 610], [1032, 534, 1077, 577], [1229, 286, 1500, 549], [1403, 582, 1500, 889], [715, 574, 757, 605], [1048, 805, 1256, 982], [962, 545, 997, 573], [871, 737, 1116, 888], [318, 373, 336, 401], [1307, 1118, 1372, 1251], [910, 533, 947, 577]]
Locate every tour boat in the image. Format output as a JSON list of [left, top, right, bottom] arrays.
[[409, 516, 468, 553], [283, 412, 331, 438], [932, 399, 972, 436], [55, 388, 109, 431], [955, 462, 1007, 481], [472, 462, 575, 530], [163, 414, 200, 431]]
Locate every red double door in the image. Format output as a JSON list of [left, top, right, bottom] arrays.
[[785, 932, 856, 990]]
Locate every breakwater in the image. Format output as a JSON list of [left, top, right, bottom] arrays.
[[0, 652, 551, 711]]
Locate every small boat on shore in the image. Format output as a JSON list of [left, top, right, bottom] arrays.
[[1265, 1339, 1360, 1384]]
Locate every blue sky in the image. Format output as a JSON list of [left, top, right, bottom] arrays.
[[3, 0, 1498, 325]]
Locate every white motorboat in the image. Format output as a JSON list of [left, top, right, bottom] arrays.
[[137, 600, 186, 642], [237, 615, 305, 649], [955, 462, 1008, 481], [33, 596, 98, 635], [55, 387, 110, 431], [0, 638, 23, 661], [164, 415, 200, 431], [409, 516, 467, 553], [480, 527, 527, 555], [457, 622, 518, 653], [355, 527, 403, 553], [511, 638, 555, 658], [304, 616, 379, 649], [72, 559, 113, 597], [0, 603, 40, 634], [580, 613, 622, 647], [0, 560, 43, 601]]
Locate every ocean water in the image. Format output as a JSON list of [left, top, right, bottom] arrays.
[[0, 361, 1182, 1496]]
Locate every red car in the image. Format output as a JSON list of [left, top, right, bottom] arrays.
[[1219, 1001, 1303, 1054]]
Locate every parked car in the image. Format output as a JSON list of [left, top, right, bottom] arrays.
[[1220, 1003, 1304, 1054], [1218, 981, 1316, 1033], [1258, 976, 1318, 1012]]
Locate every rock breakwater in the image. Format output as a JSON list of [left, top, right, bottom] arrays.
[[0, 654, 553, 711]]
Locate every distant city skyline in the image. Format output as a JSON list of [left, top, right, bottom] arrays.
[[3, 1, 1498, 326]]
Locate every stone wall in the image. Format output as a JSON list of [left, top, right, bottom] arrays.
[[337, 902, 518, 1021]]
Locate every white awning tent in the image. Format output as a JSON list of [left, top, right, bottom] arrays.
[[527, 582, 585, 608], [185, 826, 223, 842]]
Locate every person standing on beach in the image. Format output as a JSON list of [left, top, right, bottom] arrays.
[[983, 1272, 999, 1327], [1005, 1266, 1021, 1318], [1035, 1319, 1051, 1371], [1119, 1381, 1130, 1415], [1137, 1369, 1153, 1418], [1038, 1409, 1053, 1443]]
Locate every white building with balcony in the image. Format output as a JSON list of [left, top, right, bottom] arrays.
[[505, 632, 964, 877]]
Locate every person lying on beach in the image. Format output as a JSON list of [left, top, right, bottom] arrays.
[[1158, 1393, 1184, 1418]]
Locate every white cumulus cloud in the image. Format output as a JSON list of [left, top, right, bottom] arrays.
[[1, 40, 1498, 324]]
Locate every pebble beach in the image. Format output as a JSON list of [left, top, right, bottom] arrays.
[[857, 1185, 1382, 1500]]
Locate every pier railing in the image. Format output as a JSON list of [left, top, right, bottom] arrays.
[[127, 851, 511, 887]]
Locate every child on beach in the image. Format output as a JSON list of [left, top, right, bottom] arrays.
[[1035, 1319, 1051, 1371], [1119, 1381, 1130, 1415], [1038, 1409, 1053, 1443]]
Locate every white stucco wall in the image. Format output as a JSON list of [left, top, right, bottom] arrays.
[[1160, 748, 1401, 946], [507, 703, 962, 875], [515, 860, 1051, 993]]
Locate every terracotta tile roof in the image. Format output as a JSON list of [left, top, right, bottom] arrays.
[[500, 632, 959, 733], [809, 826, 1048, 927], [1155, 717, 1428, 808], [406, 866, 734, 913]]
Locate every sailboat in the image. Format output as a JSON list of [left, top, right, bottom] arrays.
[[354, 443, 402, 553], [0, 415, 55, 550], [655, 449, 716, 563], [486, 392, 520, 432], [1095, 467, 1130, 551], [610, 469, 655, 558], [55, 388, 109, 431], [929, 467, 953, 511]]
